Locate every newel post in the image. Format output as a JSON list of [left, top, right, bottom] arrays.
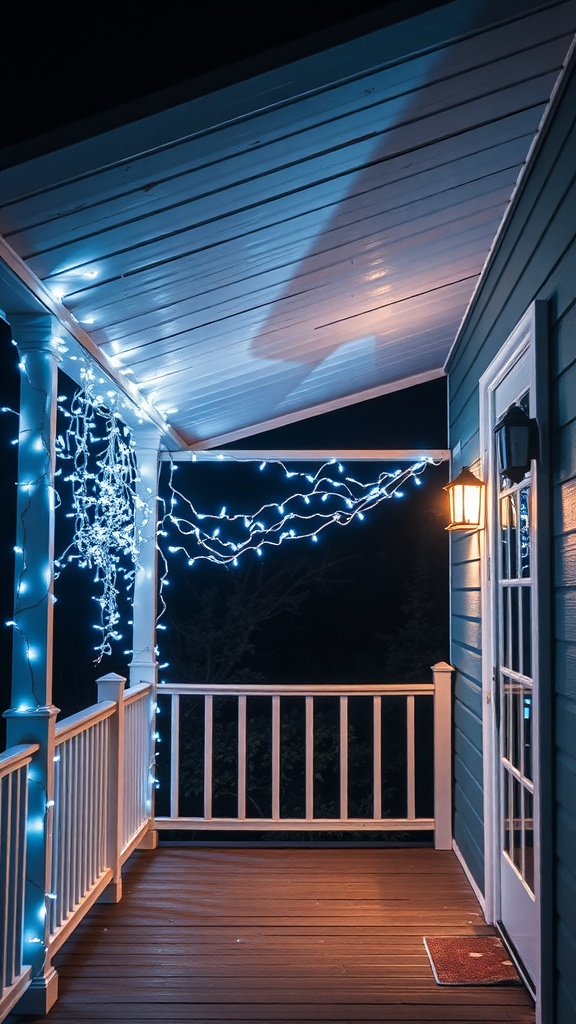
[[432, 661, 454, 850], [97, 672, 126, 902]]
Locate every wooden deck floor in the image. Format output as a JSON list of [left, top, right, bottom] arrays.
[[9, 846, 534, 1023]]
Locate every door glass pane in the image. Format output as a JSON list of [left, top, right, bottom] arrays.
[[511, 685, 521, 772], [502, 674, 510, 761], [509, 493, 518, 579], [500, 496, 510, 579], [503, 770, 512, 857], [511, 588, 519, 673], [512, 776, 522, 873], [502, 590, 509, 669], [524, 789, 535, 894], [522, 588, 532, 678], [523, 693, 533, 782], [520, 488, 530, 578]]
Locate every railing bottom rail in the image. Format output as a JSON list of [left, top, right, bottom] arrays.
[[157, 816, 434, 831]]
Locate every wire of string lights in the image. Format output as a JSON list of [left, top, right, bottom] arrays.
[[158, 454, 439, 569]]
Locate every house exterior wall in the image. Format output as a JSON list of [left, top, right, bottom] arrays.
[[446, 52, 576, 1022]]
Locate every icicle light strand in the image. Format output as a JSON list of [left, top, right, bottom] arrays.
[[55, 370, 147, 660]]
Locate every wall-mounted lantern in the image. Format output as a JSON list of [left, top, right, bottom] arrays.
[[493, 403, 539, 484], [445, 467, 485, 532]]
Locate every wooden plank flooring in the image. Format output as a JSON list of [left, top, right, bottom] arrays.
[[8, 847, 535, 1023]]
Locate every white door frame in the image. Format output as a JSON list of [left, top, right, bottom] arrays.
[[479, 301, 549, 1013]]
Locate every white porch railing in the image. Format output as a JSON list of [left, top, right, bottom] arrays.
[[0, 743, 38, 1020], [122, 683, 156, 857], [50, 702, 114, 946], [0, 675, 155, 1023], [155, 663, 453, 849]]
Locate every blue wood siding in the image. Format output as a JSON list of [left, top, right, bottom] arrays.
[[447, 55, 576, 1022]]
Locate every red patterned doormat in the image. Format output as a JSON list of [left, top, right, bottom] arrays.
[[423, 935, 522, 985]]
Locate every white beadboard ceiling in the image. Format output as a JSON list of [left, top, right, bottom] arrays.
[[0, 0, 574, 449]]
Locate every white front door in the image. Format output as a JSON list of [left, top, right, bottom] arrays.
[[480, 307, 544, 994]]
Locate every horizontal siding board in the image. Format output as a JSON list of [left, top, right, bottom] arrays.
[[451, 614, 482, 651], [554, 532, 576, 588], [550, 265, 576, 377], [454, 673, 483, 719], [453, 754, 484, 824], [557, 923, 576, 997], [453, 780, 484, 843], [557, 752, 576, 819], [454, 742, 484, 804], [555, 359, 576, 429], [450, 558, 481, 592], [556, 807, 576, 868], [557, 981, 576, 1024], [451, 645, 483, 688], [451, 587, 481, 620], [454, 732, 483, 797], [449, 401, 480, 459], [450, 529, 482, 564], [555, 589, 576, 644], [556, 866, 576, 942], [556, 642, 576, 701], [554, 478, 576, 536], [453, 815, 484, 893], [556, 419, 576, 482], [454, 702, 483, 753], [556, 696, 576, 758], [453, 773, 485, 887]]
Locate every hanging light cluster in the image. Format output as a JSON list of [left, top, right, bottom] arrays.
[[55, 369, 149, 660]]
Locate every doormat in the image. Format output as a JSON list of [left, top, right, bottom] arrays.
[[423, 935, 522, 986]]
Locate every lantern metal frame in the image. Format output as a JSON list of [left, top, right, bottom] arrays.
[[493, 402, 539, 484], [444, 466, 485, 532]]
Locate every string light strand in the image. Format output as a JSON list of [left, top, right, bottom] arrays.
[[159, 455, 439, 569]]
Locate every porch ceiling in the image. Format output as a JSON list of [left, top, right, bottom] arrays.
[[0, 0, 574, 450]]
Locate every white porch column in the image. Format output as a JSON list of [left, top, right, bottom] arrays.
[[129, 428, 161, 849], [129, 428, 161, 688], [3, 315, 60, 1014]]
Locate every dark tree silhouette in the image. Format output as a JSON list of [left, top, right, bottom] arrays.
[[164, 550, 351, 684]]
